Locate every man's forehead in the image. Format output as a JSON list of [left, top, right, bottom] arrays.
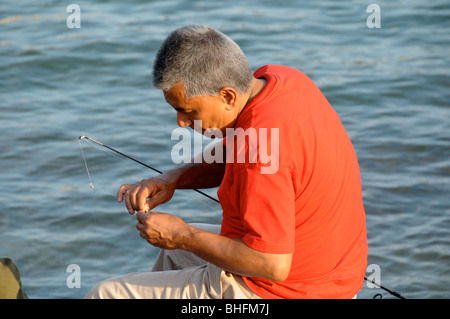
[[163, 82, 186, 104]]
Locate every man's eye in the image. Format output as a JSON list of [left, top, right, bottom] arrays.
[[175, 108, 196, 116]]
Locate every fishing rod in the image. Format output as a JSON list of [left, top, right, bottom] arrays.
[[79, 135, 407, 299], [78, 135, 220, 204], [364, 276, 408, 299]]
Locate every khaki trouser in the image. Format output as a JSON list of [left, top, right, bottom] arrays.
[[84, 224, 261, 299]]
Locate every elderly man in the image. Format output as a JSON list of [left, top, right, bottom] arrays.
[[85, 25, 367, 299]]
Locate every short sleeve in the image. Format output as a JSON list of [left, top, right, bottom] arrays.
[[234, 164, 296, 254]]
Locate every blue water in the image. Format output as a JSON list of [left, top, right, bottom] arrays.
[[1, 0, 449, 299]]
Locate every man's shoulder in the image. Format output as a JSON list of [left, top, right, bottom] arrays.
[[255, 64, 306, 78]]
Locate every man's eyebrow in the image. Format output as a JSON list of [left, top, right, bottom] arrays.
[[173, 106, 194, 113]]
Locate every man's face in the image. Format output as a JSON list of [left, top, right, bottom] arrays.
[[163, 82, 239, 136]]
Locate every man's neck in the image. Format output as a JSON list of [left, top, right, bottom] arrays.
[[247, 77, 266, 103], [231, 78, 267, 130]]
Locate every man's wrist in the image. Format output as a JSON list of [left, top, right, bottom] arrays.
[[165, 164, 195, 189], [177, 223, 200, 252], [159, 168, 184, 189]]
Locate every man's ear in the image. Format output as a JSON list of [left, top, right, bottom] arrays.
[[220, 87, 237, 110]]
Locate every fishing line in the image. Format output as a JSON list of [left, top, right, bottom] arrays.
[[78, 137, 121, 197], [78, 138, 96, 191]]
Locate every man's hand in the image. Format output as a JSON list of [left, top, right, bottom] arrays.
[[135, 211, 190, 249], [117, 176, 176, 214]]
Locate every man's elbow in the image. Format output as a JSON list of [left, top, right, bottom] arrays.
[[269, 265, 290, 282], [265, 254, 292, 282]]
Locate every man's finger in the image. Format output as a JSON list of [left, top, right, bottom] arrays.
[[136, 185, 152, 213], [128, 185, 140, 213], [136, 211, 148, 223], [117, 184, 130, 202], [136, 220, 144, 232], [138, 231, 148, 241], [124, 189, 135, 215], [146, 198, 156, 211], [147, 192, 167, 211]]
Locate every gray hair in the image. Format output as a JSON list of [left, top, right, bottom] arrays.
[[152, 25, 253, 98]]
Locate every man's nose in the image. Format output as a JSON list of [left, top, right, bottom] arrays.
[[177, 112, 193, 128]]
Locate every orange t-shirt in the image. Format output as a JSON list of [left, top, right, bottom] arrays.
[[218, 65, 368, 299]]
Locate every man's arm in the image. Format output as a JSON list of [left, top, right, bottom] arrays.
[[184, 224, 293, 281], [117, 142, 225, 213], [136, 211, 292, 282], [172, 138, 226, 189], [170, 161, 225, 190]]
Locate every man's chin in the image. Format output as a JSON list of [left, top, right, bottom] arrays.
[[203, 127, 225, 139]]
